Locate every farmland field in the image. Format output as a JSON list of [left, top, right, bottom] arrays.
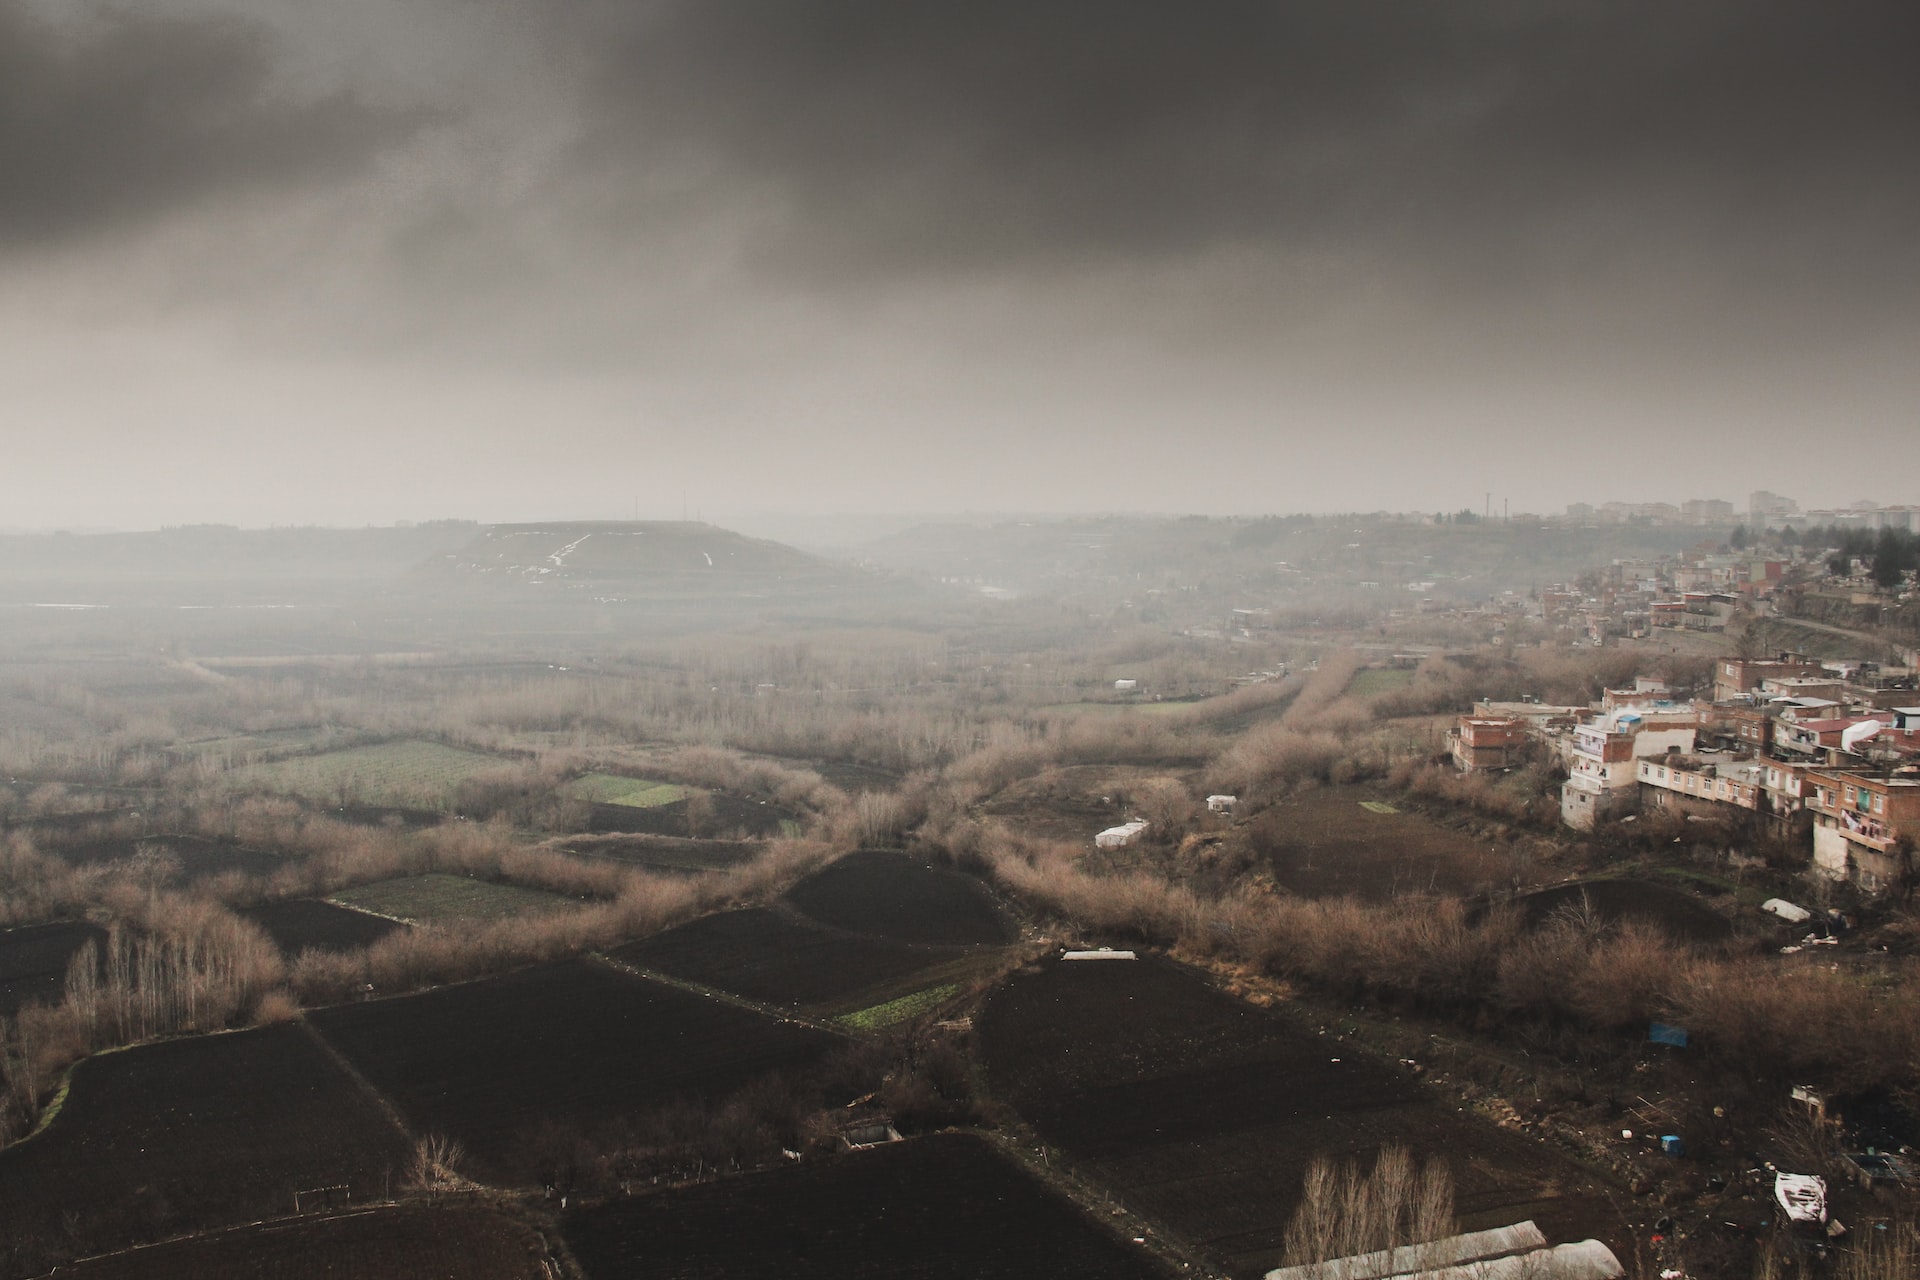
[[242, 899, 406, 955], [0, 920, 106, 1015], [1346, 666, 1417, 698], [51, 1204, 551, 1280], [307, 959, 841, 1183], [563, 1132, 1177, 1280], [225, 739, 499, 807], [328, 873, 576, 924], [567, 772, 688, 807], [585, 790, 798, 839], [783, 851, 1015, 946], [979, 954, 1623, 1279], [1247, 784, 1546, 900], [556, 833, 762, 874], [978, 763, 1200, 845], [42, 833, 288, 883], [609, 907, 998, 1015], [0, 1024, 412, 1274], [1506, 878, 1732, 942]]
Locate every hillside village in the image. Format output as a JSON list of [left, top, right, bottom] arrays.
[[1447, 494, 1920, 895]]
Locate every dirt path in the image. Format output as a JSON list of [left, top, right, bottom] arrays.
[[584, 951, 845, 1035]]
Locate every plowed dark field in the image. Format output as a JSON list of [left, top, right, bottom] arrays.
[[979, 955, 1622, 1279], [0, 1024, 411, 1277], [51, 1204, 550, 1279], [1248, 786, 1542, 900], [1507, 879, 1731, 943], [308, 959, 841, 1183], [559, 833, 761, 875], [563, 1132, 1176, 1280], [0, 919, 105, 1014], [609, 907, 990, 1013], [242, 899, 406, 955], [784, 851, 1014, 946], [44, 833, 288, 883]]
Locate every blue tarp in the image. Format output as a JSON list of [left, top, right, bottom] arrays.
[[1648, 1022, 1689, 1048]]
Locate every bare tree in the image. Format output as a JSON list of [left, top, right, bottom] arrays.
[[409, 1132, 467, 1196], [1282, 1145, 1456, 1273]]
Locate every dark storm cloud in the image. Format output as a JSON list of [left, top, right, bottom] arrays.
[[580, 0, 1920, 302], [0, 6, 422, 250]]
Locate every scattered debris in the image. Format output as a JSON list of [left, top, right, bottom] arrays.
[[1844, 1149, 1917, 1189], [1773, 1173, 1828, 1226]]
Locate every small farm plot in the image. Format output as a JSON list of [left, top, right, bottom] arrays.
[[1505, 878, 1732, 943], [226, 739, 499, 808], [50, 1204, 552, 1280], [307, 959, 842, 1184], [1248, 785, 1543, 900], [783, 851, 1016, 946], [0, 920, 106, 1015], [564, 1132, 1177, 1280], [979, 955, 1621, 1279], [556, 833, 762, 875], [242, 899, 407, 956], [0, 1024, 412, 1270], [583, 790, 799, 839], [42, 833, 287, 883], [1345, 666, 1417, 699], [567, 772, 688, 808], [609, 907, 996, 1018], [979, 763, 1187, 845], [328, 873, 576, 925]]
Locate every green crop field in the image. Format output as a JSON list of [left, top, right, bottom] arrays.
[[1032, 700, 1197, 717], [836, 983, 960, 1031], [1346, 667, 1416, 698], [226, 739, 499, 808], [567, 773, 689, 808], [329, 874, 575, 924]]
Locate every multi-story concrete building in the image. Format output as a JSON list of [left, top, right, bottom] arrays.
[[1560, 708, 1698, 829], [1449, 716, 1533, 773], [1638, 756, 1766, 816], [1804, 766, 1920, 891], [1749, 490, 1799, 528], [1712, 655, 1824, 703]]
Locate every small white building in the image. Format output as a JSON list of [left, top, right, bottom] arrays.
[[1206, 794, 1237, 813], [1114, 678, 1139, 692], [1095, 820, 1150, 849]]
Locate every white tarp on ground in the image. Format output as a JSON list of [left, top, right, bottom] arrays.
[[1775, 1173, 1827, 1224], [1266, 1222, 1547, 1280], [1762, 898, 1812, 923]]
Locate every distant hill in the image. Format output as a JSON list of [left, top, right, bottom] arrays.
[[426, 522, 835, 586], [0, 522, 480, 586]]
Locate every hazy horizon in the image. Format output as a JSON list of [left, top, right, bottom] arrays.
[[7, 2, 1917, 528]]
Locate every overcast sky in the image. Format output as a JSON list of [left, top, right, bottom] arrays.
[[5, 1, 1917, 530]]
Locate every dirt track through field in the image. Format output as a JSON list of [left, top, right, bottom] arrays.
[[586, 950, 844, 1033]]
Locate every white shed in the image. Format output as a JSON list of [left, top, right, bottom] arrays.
[[1095, 820, 1150, 849]]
